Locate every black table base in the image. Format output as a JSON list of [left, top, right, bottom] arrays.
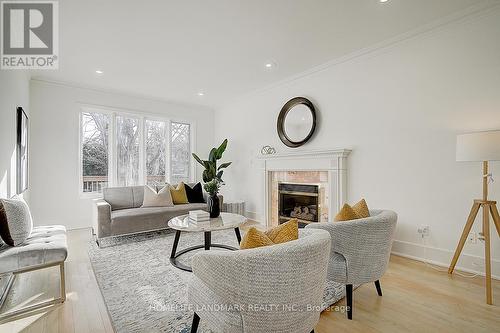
[[170, 228, 241, 272]]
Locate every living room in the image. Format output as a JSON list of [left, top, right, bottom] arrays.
[[1, 1, 500, 332]]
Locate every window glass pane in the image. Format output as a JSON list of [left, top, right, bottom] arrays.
[[81, 112, 109, 193], [116, 116, 140, 186], [146, 120, 167, 185], [170, 122, 191, 184]]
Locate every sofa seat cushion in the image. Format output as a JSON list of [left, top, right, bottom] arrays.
[[0, 225, 67, 274], [110, 203, 208, 235]]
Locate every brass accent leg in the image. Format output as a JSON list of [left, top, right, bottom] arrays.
[[0, 261, 67, 324], [60, 262, 66, 302], [448, 203, 481, 274]]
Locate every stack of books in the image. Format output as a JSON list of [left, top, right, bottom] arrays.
[[189, 210, 210, 224]]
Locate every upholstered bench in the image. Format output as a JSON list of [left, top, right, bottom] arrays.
[[0, 225, 68, 323]]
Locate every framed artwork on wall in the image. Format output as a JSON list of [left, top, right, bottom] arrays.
[[17, 107, 28, 194]]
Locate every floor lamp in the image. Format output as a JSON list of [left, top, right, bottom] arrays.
[[449, 130, 500, 305]]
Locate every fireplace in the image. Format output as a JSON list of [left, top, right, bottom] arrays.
[[258, 149, 351, 228], [278, 182, 319, 227]]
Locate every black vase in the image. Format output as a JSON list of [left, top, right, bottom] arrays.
[[207, 194, 220, 218]]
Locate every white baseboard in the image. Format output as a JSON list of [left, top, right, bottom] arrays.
[[239, 215, 500, 280], [391, 239, 500, 280], [245, 211, 265, 225]]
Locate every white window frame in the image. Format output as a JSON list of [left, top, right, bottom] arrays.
[[78, 104, 196, 198]]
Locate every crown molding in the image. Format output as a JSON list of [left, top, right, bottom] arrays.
[[219, 0, 500, 109], [30, 77, 214, 112]]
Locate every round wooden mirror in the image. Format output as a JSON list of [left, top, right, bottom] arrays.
[[277, 97, 317, 148]]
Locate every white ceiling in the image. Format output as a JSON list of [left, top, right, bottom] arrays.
[[32, 0, 489, 108]]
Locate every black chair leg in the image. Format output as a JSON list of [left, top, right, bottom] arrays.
[[190, 312, 200, 333], [346, 284, 353, 320], [374, 280, 382, 296]]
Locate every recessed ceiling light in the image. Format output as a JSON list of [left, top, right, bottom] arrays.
[[95, 70, 104, 74], [379, 0, 389, 3], [197, 91, 205, 96], [265, 61, 277, 69]]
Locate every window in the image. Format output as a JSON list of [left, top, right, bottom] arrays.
[[80, 109, 193, 195], [116, 116, 140, 186], [81, 112, 110, 193], [170, 122, 191, 184], [146, 119, 167, 185]]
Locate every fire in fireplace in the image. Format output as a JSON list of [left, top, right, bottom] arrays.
[[278, 182, 319, 226]]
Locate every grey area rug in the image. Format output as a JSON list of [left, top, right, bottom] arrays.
[[88, 230, 347, 333]]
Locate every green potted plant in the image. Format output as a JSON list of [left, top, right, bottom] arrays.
[[192, 139, 231, 217]]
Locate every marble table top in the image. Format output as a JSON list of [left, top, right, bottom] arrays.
[[167, 212, 247, 232]]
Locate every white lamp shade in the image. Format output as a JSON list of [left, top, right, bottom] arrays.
[[456, 130, 500, 162]]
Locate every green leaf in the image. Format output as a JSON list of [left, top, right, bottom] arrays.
[[217, 162, 232, 170], [215, 139, 228, 159], [209, 148, 218, 163], [216, 170, 224, 179], [202, 170, 210, 183], [192, 153, 204, 167]]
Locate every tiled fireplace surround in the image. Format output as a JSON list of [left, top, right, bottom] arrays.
[[257, 149, 351, 228]]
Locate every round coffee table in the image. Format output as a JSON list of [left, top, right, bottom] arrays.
[[167, 212, 247, 272]]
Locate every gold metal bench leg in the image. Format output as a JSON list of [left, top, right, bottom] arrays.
[[0, 261, 67, 324], [60, 262, 66, 302]]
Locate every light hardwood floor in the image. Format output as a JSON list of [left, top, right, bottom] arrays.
[[1, 228, 500, 333]]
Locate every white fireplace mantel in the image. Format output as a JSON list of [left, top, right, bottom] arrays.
[[256, 149, 351, 227]]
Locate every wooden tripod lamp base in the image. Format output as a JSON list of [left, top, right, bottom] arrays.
[[451, 130, 500, 305], [448, 198, 500, 305]]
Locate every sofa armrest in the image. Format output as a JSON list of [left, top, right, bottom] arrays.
[[93, 199, 112, 239]]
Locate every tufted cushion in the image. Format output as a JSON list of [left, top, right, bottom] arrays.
[[0, 225, 67, 274]]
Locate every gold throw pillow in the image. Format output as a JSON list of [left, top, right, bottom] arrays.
[[352, 199, 370, 218], [334, 203, 360, 222], [170, 182, 189, 204], [240, 219, 299, 250]]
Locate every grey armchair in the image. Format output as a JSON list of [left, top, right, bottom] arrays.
[[306, 209, 397, 319], [187, 228, 331, 333]]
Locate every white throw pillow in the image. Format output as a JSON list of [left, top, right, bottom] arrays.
[[141, 185, 174, 207], [0, 196, 33, 246]]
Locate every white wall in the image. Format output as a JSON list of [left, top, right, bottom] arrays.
[[215, 10, 500, 276], [29, 80, 214, 230], [0, 71, 30, 199]]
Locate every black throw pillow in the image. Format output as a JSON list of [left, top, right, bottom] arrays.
[[185, 183, 205, 203]]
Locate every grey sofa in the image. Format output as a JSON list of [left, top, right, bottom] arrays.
[[306, 209, 397, 320], [92, 184, 222, 244], [188, 228, 331, 333]]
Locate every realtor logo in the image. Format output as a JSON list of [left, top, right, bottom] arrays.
[[1, 1, 58, 69]]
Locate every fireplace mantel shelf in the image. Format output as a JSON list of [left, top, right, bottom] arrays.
[[257, 148, 351, 160]]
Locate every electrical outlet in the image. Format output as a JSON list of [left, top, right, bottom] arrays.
[[468, 231, 477, 244], [418, 225, 430, 237]]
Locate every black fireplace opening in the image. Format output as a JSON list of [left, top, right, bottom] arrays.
[[278, 183, 319, 227]]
